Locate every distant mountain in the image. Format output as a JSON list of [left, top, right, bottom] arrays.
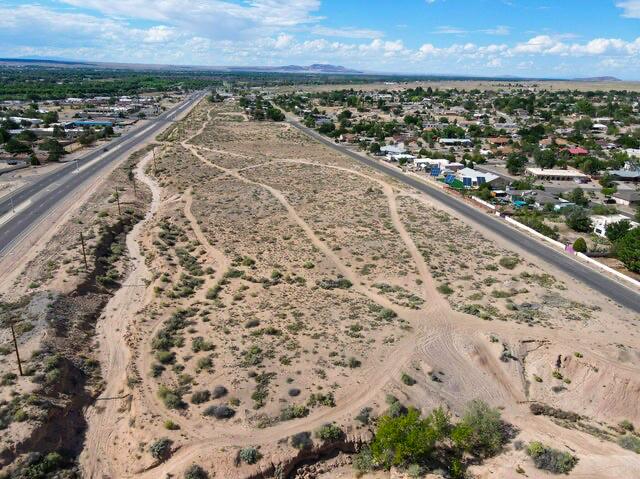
[[572, 76, 621, 82], [0, 57, 89, 66], [228, 64, 363, 74]]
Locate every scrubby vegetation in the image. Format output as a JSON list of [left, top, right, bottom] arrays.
[[356, 400, 509, 477], [526, 441, 578, 473]]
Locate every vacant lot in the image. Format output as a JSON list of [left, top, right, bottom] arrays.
[[74, 99, 640, 479]]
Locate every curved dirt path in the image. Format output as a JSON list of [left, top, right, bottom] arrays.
[[84, 105, 640, 478], [80, 151, 162, 478]]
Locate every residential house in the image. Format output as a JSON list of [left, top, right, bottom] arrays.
[[439, 138, 473, 147], [609, 162, 640, 182], [456, 167, 505, 189], [612, 190, 640, 206], [525, 167, 589, 182], [591, 215, 639, 238]]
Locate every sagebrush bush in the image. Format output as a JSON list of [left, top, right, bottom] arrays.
[[290, 431, 313, 450], [149, 438, 172, 460], [184, 464, 208, 479], [618, 434, 640, 454], [191, 390, 211, 404], [211, 385, 228, 399], [315, 423, 344, 441], [526, 441, 578, 473], [238, 446, 262, 464], [203, 405, 235, 419]]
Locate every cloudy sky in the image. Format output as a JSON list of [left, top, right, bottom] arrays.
[[1, 0, 640, 79]]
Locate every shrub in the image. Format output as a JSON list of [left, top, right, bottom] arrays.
[[317, 277, 352, 289], [572, 237, 587, 253], [352, 446, 374, 473], [616, 227, 640, 273], [280, 404, 309, 421], [618, 434, 640, 454], [158, 385, 184, 409], [191, 390, 211, 404], [401, 373, 416, 386], [211, 385, 228, 399], [290, 431, 313, 450], [164, 420, 180, 430], [453, 400, 505, 458], [348, 357, 362, 368], [315, 423, 344, 441], [184, 464, 208, 479], [499, 257, 520, 269], [288, 388, 301, 397], [238, 446, 262, 464], [526, 441, 578, 473], [370, 407, 449, 469], [203, 405, 235, 419], [619, 419, 635, 432], [355, 407, 373, 424], [437, 283, 454, 295], [149, 438, 173, 461]]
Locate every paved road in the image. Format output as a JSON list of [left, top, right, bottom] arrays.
[[0, 92, 204, 255], [288, 118, 640, 313]]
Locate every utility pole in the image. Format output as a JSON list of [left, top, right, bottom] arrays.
[[9, 321, 23, 376], [153, 148, 158, 176], [115, 188, 121, 216], [128, 167, 137, 198], [80, 232, 88, 270]]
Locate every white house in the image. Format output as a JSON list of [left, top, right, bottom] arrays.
[[439, 138, 473, 147], [380, 143, 406, 156], [456, 167, 502, 188], [591, 215, 639, 238]]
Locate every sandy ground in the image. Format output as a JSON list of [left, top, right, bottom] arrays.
[[68, 98, 640, 479]]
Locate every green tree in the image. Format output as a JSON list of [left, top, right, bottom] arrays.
[[369, 142, 381, 154], [606, 220, 631, 243], [534, 149, 556, 169], [42, 111, 59, 124], [616, 228, 640, 273], [506, 153, 527, 175], [453, 400, 505, 458], [0, 127, 10, 144], [16, 130, 37, 143], [4, 138, 32, 154], [573, 237, 587, 253], [565, 207, 593, 232], [567, 188, 589, 207], [370, 407, 449, 469]]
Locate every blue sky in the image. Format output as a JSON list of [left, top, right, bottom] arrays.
[[1, 0, 639, 78]]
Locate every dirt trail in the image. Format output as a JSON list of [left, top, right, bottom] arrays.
[[134, 187, 232, 437], [82, 105, 640, 478], [80, 151, 161, 478]]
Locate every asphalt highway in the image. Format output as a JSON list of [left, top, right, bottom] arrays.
[[0, 92, 204, 255], [288, 118, 640, 313]]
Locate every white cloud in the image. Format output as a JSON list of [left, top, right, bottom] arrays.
[[311, 26, 384, 39], [617, 0, 640, 18], [143, 26, 177, 44], [1, 2, 640, 77]]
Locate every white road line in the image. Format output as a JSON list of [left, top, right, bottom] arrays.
[[0, 199, 32, 226]]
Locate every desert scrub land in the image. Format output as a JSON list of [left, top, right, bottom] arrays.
[[79, 99, 640, 479], [0, 148, 153, 476], [397, 195, 608, 330]]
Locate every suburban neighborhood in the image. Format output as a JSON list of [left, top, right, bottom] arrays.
[[273, 85, 640, 280]]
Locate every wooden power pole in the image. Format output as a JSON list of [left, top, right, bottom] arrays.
[[10, 321, 23, 376], [153, 148, 158, 176], [80, 232, 88, 270], [115, 188, 122, 216]]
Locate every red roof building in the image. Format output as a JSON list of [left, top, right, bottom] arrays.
[[564, 147, 589, 156]]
